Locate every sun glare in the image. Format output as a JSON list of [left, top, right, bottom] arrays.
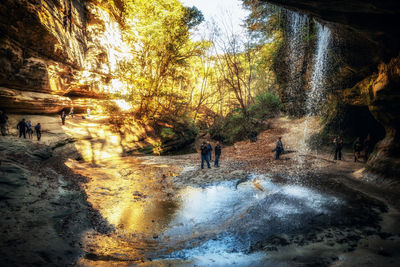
[[113, 99, 133, 111]]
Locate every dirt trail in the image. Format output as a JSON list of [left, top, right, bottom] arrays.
[[173, 116, 371, 186]]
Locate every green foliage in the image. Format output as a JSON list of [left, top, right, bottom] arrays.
[[210, 91, 281, 144], [153, 142, 163, 155], [118, 0, 207, 120], [183, 6, 204, 29], [209, 111, 248, 144], [161, 127, 176, 139], [108, 0, 285, 152], [242, 0, 283, 41], [248, 91, 282, 119]]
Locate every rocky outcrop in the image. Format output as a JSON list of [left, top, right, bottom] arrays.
[[264, 0, 400, 178], [262, 0, 400, 57], [0, 87, 72, 114], [0, 0, 129, 114], [363, 56, 400, 177]]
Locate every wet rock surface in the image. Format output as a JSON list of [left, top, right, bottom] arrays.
[[0, 137, 106, 266]]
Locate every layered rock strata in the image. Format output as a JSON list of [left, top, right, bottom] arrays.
[[264, 0, 400, 177], [0, 0, 129, 114]]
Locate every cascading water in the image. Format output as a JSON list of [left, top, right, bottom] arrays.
[[306, 22, 331, 116], [299, 22, 332, 155], [286, 11, 309, 115]]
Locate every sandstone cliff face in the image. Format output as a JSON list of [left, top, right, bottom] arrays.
[[0, 0, 129, 114], [266, 0, 400, 178]]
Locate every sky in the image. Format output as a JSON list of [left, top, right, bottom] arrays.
[[180, 0, 250, 39]]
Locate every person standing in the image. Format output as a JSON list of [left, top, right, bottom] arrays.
[[353, 137, 362, 162], [207, 141, 212, 162], [201, 141, 211, 169], [17, 118, 27, 138], [333, 135, 343, 160], [26, 120, 33, 139], [214, 142, 222, 167], [0, 110, 8, 136], [61, 111, 66, 125], [275, 136, 284, 160], [35, 123, 41, 141]]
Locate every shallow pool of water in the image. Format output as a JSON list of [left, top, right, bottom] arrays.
[[73, 158, 345, 266]]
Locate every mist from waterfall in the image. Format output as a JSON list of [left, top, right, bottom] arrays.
[[299, 21, 332, 156], [286, 10, 308, 114], [306, 22, 331, 116], [284, 9, 332, 159]]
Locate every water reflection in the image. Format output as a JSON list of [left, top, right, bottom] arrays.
[[67, 156, 182, 265], [70, 157, 344, 266], [159, 175, 342, 262]]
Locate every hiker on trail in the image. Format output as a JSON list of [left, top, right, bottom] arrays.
[[333, 135, 343, 160], [0, 110, 8, 136], [17, 118, 27, 139], [35, 123, 41, 141], [214, 142, 222, 167], [363, 134, 371, 161], [207, 141, 212, 161], [353, 137, 363, 162], [274, 136, 284, 160], [61, 111, 66, 125], [200, 141, 211, 169], [26, 120, 33, 139]]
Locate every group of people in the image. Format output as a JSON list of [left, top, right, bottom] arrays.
[[200, 141, 222, 169], [0, 110, 42, 141], [1, 107, 84, 142], [199, 136, 285, 169], [332, 134, 372, 162], [17, 118, 42, 141]]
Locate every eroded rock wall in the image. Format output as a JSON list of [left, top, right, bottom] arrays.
[[0, 0, 129, 114], [265, 0, 400, 178]]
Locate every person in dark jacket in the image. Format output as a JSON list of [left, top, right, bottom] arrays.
[[214, 142, 222, 167], [17, 118, 27, 138], [333, 135, 343, 160], [61, 111, 66, 125], [353, 137, 362, 162], [275, 137, 284, 160], [0, 110, 8, 136], [35, 123, 41, 141], [201, 141, 211, 169], [207, 141, 212, 161]]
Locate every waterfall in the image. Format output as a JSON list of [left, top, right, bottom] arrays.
[[286, 10, 308, 115], [299, 21, 332, 155], [306, 22, 331, 116]]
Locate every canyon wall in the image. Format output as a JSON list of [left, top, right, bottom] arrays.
[[0, 0, 129, 114], [265, 0, 400, 177]]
